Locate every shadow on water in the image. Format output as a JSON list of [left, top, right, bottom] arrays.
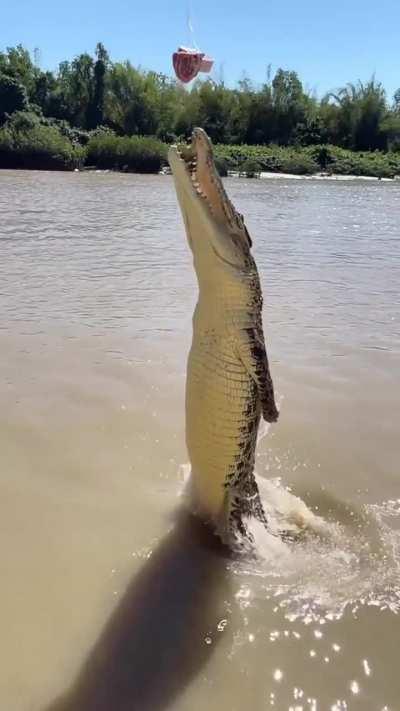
[[45, 511, 232, 711]]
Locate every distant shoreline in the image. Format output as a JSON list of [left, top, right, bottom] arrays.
[[163, 166, 399, 181], [2, 134, 400, 181], [1, 164, 399, 182], [231, 170, 399, 182]]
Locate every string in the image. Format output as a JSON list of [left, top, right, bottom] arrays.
[[186, 1, 199, 50]]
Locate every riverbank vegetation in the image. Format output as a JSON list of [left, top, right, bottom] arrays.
[[1, 43, 400, 176], [85, 133, 167, 172], [214, 144, 400, 178]]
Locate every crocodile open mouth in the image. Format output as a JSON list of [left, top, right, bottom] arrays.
[[175, 128, 239, 227]]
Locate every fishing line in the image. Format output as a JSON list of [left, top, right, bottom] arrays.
[[186, 0, 199, 50]]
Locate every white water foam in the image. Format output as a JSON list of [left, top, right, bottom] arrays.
[[232, 477, 400, 623], [175, 403, 400, 625]]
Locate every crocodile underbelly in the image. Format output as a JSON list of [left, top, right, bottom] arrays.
[[185, 339, 260, 522]]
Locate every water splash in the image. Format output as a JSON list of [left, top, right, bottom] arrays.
[[231, 478, 400, 623]]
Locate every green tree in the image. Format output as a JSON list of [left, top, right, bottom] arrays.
[[380, 113, 400, 151], [155, 73, 183, 141], [271, 69, 309, 144], [195, 81, 234, 143], [326, 78, 388, 150], [0, 74, 28, 123], [354, 79, 387, 150], [86, 42, 109, 129], [0, 45, 38, 99], [225, 83, 253, 144], [293, 116, 326, 146], [32, 71, 57, 114], [105, 62, 159, 135], [49, 54, 94, 128], [246, 84, 274, 144]]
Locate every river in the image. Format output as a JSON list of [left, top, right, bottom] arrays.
[[1, 169, 399, 711]]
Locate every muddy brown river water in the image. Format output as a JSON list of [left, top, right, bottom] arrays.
[[1, 170, 399, 711]]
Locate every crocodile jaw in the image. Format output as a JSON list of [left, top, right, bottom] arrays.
[[168, 128, 253, 276]]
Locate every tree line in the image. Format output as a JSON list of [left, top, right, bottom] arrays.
[[1, 43, 400, 153]]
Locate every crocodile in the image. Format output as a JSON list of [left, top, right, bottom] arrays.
[[168, 128, 279, 549]]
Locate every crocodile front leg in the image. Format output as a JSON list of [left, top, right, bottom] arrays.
[[237, 327, 279, 423]]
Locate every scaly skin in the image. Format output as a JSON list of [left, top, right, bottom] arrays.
[[168, 128, 279, 548]]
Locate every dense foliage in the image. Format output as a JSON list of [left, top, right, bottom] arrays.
[[86, 133, 167, 172], [0, 110, 84, 169], [214, 144, 400, 179], [0, 43, 400, 174]]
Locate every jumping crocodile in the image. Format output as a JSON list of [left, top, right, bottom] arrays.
[[168, 128, 279, 548]]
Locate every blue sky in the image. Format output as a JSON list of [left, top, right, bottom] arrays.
[[2, 0, 399, 99]]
